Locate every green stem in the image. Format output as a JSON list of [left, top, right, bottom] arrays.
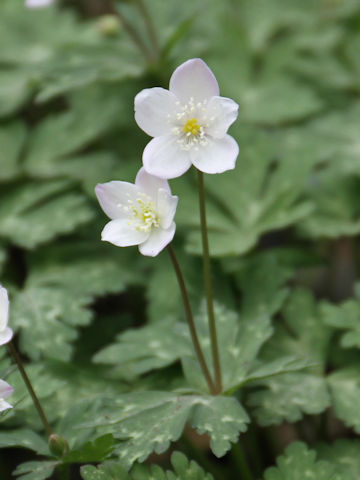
[[197, 170, 222, 394], [134, 0, 160, 60], [167, 245, 216, 395], [57, 464, 70, 480], [8, 342, 52, 438], [230, 441, 253, 480], [111, 3, 153, 62]]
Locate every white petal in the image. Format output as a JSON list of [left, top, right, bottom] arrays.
[[101, 219, 149, 247], [0, 400, 12, 412], [191, 135, 239, 174], [0, 286, 9, 332], [169, 58, 219, 103], [95, 182, 140, 220], [134, 88, 177, 137], [157, 189, 178, 229], [25, 0, 54, 8], [135, 167, 170, 198], [143, 136, 192, 179], [0, 379, 13, 400], [139, 223, 176, 257], [0, 328, 13, 346], [205, 96, 239, 138]]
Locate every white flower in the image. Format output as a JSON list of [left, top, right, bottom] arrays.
[[135, 58, 239, 179], [0, 286, 12, 346], [95, 168, 178, 257], [25, 0, 55, 8], [0, 380, 13, 412]]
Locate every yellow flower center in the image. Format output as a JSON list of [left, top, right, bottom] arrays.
[[130, 197, 159, 232], [183, 118, 201, 136]]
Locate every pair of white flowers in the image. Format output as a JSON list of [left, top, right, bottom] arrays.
[[96, 59, 239, 256], [0, 286, 13, 413]]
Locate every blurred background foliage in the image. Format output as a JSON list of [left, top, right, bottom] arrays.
[[1, 0, 360, 478]]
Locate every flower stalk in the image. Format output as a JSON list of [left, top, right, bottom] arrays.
[[197, 170, 222, 394], [8, 341, 52, 437], [134, 0, 160, 61], [167, 244, 217, 395]]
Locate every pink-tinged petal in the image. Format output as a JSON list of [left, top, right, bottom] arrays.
[[135, 167, 170, 198], [139, 223, 176, 257], [0, 327, 13, 347], [157, 189, 178, 229], [95, 181, 140, 220], [143, 136, 192, 179], [169, 58, 219, 103], [135, 88, 177, 137], [191, 135, 239, 174], [25, 0, 54, 8], [0, 380, 13, 400], [205, 96, 239, 138], [0, 286, 9, 332], [101, 219, 149, 247]]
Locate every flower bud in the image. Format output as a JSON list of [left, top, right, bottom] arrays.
[[97, 15, 121, 37], [49, 434, 69, 458]]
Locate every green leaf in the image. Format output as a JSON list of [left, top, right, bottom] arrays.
[[0, 70, 34, 118], [247, 289, 332, 425], [177, 127, 313, 257], [81, 462, 130, 480], [24, 84, 137, 178], [317, 439, 360, 479], [0, 122, 27, 181], [248, 372, 330, 425], [11, 285, 93, 361], [81, 391, 249, 469], [0, 180, 94, 248], [63, 434, 114, 463], [80, 451, 213, 480], [93, 320, 189, 377], [239, 79, 323, 126], [328, 366, 360, 434], [321, 287, 360, 349], [13, 461, 58, 480], [263, 442, 344, 480], [0, 429, 49, 455]]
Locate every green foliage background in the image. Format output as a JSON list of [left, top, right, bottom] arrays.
[[1, 0, 360, 478]]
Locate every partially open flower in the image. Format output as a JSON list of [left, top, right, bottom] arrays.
[[0, 286, 13, 347], [0, 379, 13, 412], [95, 168, 178, 257], [25, 0, 55, 8], [135, 58, 239, 179]]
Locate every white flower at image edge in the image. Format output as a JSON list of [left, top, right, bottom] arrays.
[[135, 58, 239, 179], [0, 286, 13, 346], [95, 168, 178, 257], [25, 0, 55, 8], [0, 380, 13, 412]]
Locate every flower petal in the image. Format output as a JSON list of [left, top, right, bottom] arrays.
[[139, 223, 176, 257], [0, 327, 13, 347], [205, 96, 239, 138], [135, 88, 177, 137], [135, 167, 170, 198], [0, 286, 9, 332], [25, 0, 54, 8], [169, 58, 219, 103], [0, 379, 13, 400], [157, 189, 178, 229], [101, 219, 149, 247], [191, 135, 239, 174], [143, 136, 192, 179], [95, 181, 140, 220], [0, 400, 12, 412]]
